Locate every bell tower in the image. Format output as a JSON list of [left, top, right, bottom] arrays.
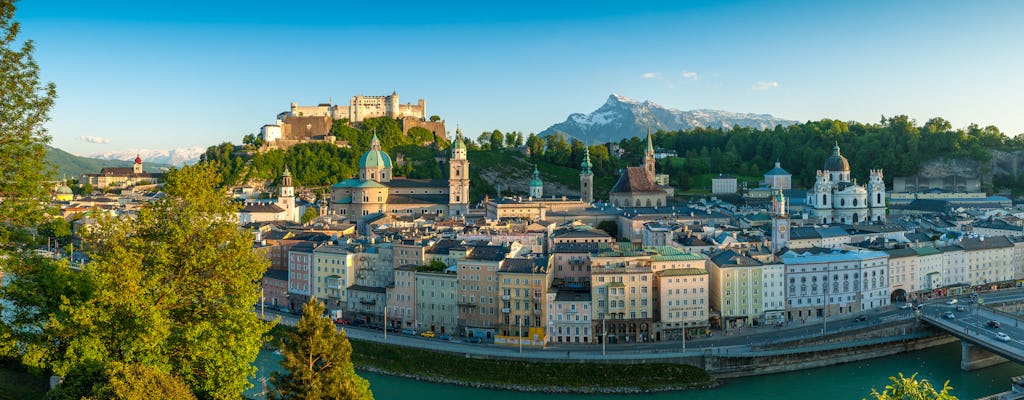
[[448, 128, 470, 217], [644, 128, 656, 182], [771, 190, 789, 255], [580, 144, 594, 204]]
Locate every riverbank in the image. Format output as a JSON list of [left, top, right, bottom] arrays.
[[269, 324, 717, 394]]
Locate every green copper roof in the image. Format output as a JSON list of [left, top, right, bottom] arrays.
[[580, 145, 593, 173], [530, 166, 542, 187], [453, 128, 467, 151], [659, 268, 707, 277], [359, 133, 393, 169]]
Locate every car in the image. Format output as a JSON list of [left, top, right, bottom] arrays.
[[386, 325, 398, 333], [464, 336, 483, 344], [956, 305, 966, 312], [437, 334, 452, 341], [368, 323, 382, 331], [401, 328, 416, 335], [946, 299, 958, 305], [420, 331, 436, 338], [334, 318, 350, 325], [279, 308, 290, 314], [349, 319, 366, 327], [987, 320, 1001, 329], [900, 303, 913, 309], [854, 315, 867, 322], [944, 311, 956, 319], [995, 332, 1012, 342]]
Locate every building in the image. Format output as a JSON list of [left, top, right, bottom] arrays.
[[884, 248, 919, 302], [580, 145, 594, 204], [484, 196, 588, 221], [529, 166, 543, 198], [497, 257, 552, 340], [80, 155, 161, 189], [312, 244, 357, 314], [959, 235, 1014, 287], [805, 143, 886, 224], [707, 249, 784, 329], [238, 167, 300, 224], [546, 288, 592, 344], [609, 131, 667, 208], [711, 174, 737, 194], [330, 132, 470, 219], [389, 265, 417, 329], [764, 161, 792, 190], [287, 242, 316, 310], [457, 245, 512, 338], [415, 268, 458, 334], [657, 267, 709, 340], [590, 243, 654, 344], [781, 248, 889, 322], [285, 93, 426, 123]]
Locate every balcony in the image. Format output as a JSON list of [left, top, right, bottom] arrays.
[[501, 295, 511, 301], [566, 308, 578, 314], [359, 298, 376, 305], [501, 308, 510, 313], [457, 302, 477, 308]]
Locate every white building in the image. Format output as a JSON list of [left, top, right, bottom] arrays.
[[657, 268, 709, 340], [711, 174, 737, 194], [546, 288, 592, 344], [805, 144, 886, 224], [782, 248, 889, 322]]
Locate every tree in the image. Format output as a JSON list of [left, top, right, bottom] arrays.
[[5, 164, 273, 400], [272, 298, 373, 400], [429, 115, 441, 122], [37, 217, 72, 247], [866, 373, 957, 400], [51, 361, 197, 400], [489, 130, 504, 150], [0, 0, 58, 250], [526, 133, 544, 158], [596, 220, 619, 240], [301, 207, 319, 225]]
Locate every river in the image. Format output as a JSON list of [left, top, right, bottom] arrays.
[[248, 341, 1024, 399]]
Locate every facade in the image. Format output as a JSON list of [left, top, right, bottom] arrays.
[[764, 161, 792, 190], [497, 258, 551, 339], [546, 288, 592, 344], [914, 246, 944, 293], [484, 196, 588, 221], [80, 155, 161, 189], [415, 269, 459, 333], [939, 246, 967, 287], [657, 268, 709, 340], [590, 243, 654, 343], [331, 132, 469, 219], [287, 242, 316, 310], [711, 174, 737, 194], [781, 248, 890, 322], [285, 93, 426, 123], [884, 248, 919, 301], [457, 246, 511, 338], [960, 236, 1014, 287], [312, 244, 357, 313], [805, 144, 887, 224], [770, 190, 790, 254], [389, 265, 417, 329], [706, 249, 784, 327]]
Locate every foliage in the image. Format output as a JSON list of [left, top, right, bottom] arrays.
[[4, 164, 272, 400], [0, 0, 57, 249], [597, 220, 619, 240], [415, 260, 447, 273], [301, 207, 319, 225], [429, 115, 441, 122], [866, 372, 956, 400], [0, 357, 50, 399], [37, 217, 71, 247], [51, 361, 196, 400], [271, 298, 373, 400]]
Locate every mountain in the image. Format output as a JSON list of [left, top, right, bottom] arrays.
[[89, 147, 205, 167], [540, 94, 799, 143], [45, 146, 172, 179]]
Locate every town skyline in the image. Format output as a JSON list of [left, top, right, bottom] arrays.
[[18, 0, 1024, 155]]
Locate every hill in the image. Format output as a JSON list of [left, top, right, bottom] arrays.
[[45, 146, 172, 179], [540, 94, 797, 143], [466, 149, 615, 201]]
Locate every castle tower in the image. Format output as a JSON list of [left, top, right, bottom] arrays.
[[644, 128, 656, 182], [278, 166, 297, 222], [529, 165, 543, 198], [771, 190, 790, 254], [580, 144, 594, 204], [133, 154, 143, 174], [448, 128, 470, 217], [868, 169, 886, 221]]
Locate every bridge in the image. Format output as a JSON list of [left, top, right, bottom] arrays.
[[920, 293, 1024, 371]]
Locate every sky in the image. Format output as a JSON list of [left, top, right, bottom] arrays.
[[14, 0, 1024, 156]]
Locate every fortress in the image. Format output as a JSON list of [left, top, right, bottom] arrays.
[[260, 92, 447, 149]]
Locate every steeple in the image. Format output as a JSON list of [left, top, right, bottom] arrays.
[[580, 144, 593, 174], [643, 127, 656, 182], [529, 165, 543, 198], [646, 127, 655, 156], [370, 132, 382, 151], [580, 143, 594, 204], [132, 154, 143, 174]]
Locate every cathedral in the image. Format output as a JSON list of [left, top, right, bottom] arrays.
[[805, 143, 886, 224], [609, 130, 668, 208], [329, 131, 470, 219]]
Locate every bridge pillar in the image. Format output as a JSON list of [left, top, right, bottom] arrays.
[[960, 342, 1008, 371]]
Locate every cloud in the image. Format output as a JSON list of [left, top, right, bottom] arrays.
[[79, 135, 110, 144], [641, 72, 659, 79], [752, 81, 779, 91], [681, 70, 698, 80]]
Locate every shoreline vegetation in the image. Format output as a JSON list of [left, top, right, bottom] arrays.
[[269, 325, 718, 394]]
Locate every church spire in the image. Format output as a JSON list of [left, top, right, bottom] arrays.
[[580, 143, 593, 174], [646, 127, 655, 156]]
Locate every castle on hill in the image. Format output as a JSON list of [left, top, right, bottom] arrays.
[[260, 92, 447, 150]]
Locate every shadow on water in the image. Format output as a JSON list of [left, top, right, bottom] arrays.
[[249, 341, 1024, 399]]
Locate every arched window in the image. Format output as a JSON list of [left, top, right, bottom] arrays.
[[822, 194, 828, 204], [646, 199, 652, 207], [877, 193, 881, 204], [853, 213, 859, 223], [853, 198, 858, 207], [840, 198, 845, 207], [634, 199, 640, 207]]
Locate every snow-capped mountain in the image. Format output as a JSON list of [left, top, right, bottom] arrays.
[[90, 147, 205, 167], [540, 94, 798, 143]]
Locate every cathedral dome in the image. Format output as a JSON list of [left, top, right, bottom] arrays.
[[823, 143, 849, 172], [359, 134, 393, 169], [530, 166, 542, 187]]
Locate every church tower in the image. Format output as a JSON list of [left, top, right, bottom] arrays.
[[448, 129, 470, 217], [644, 128, 656, 182], [278, 166, 297, 222], [580, 144, 594, 204], [133, 154, 143, 174], [770, 189, 790, 254], [529, 165, 543, 198]]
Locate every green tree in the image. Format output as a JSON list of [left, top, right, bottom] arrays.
[[526, 133, 544, 157], [429, 115, 441, 122], [7, 164, 272, 400], [51, 361, 197, 400], [866, 373, 956, 400], [489, 130, 505, 150], [272, 298, 373, 400], [596, 220, 619, 240], [0, 0, 57, 250], [37, 217, 72, 247], [301, 207, 319, 225]]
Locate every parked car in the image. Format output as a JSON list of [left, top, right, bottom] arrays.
[[420, 331, 436, 338], [855, 315, 867, 322], [900, 303, 913, 309], [995, 332, 1012, 342], [946, 299, 958, 305], [368, 323, 382, 331], [349, 319, 366, 327], [386, 325, 398, 333], [279, 308, 290, 314], [465, 336, 483, 344], [401, 328, 416, 335], [437, 333, 452, 341], [944, 311, 956, 319], [334, 318, 350, 325], [987, 320, 1001, 329], [955, 305, 966, 312]]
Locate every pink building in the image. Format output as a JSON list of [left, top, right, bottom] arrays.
[[287, 241, 317, 311]]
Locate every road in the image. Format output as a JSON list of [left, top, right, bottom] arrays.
[[919, 291, 1024, 365]]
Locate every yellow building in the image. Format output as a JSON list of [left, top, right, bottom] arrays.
[[497, 257, 552, 342]]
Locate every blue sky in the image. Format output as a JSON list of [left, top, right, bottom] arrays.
[[15, 0, 1024, 155]]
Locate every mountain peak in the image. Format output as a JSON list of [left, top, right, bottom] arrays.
[[542, 95, 798, 143]]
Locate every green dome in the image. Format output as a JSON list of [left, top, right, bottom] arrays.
[[359, 133, 393, 169], [56, 184, 73, 195], [530, 166, 543, 187]]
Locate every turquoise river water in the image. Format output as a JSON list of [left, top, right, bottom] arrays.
[[248, 341, 1024, 399]]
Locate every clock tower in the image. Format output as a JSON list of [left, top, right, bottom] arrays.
[[771, 189, 789, 255]]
